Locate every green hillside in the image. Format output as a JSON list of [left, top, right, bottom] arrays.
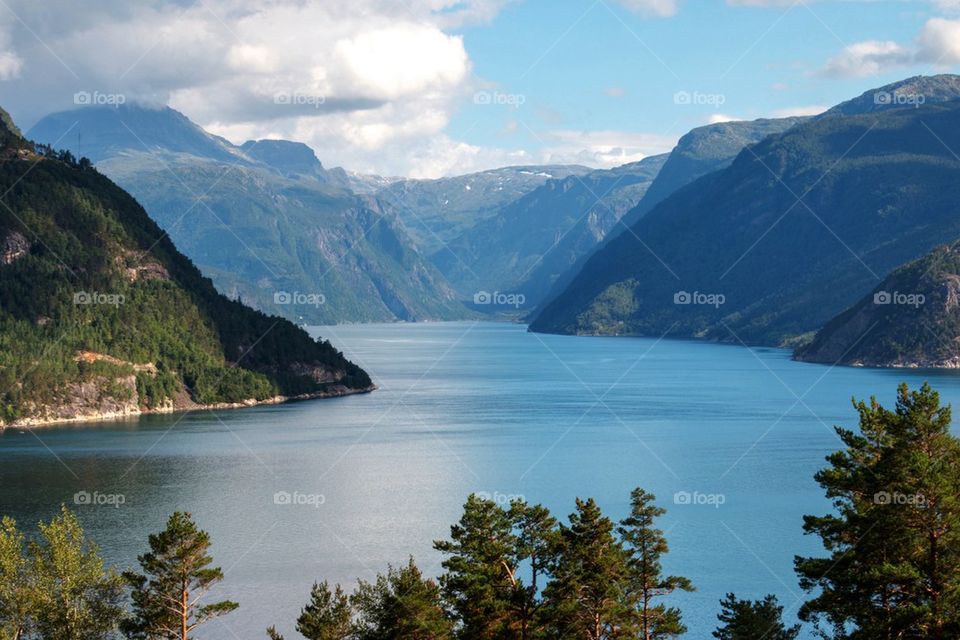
[[796, 241, 960, 367], [0, 111, 371, 426]]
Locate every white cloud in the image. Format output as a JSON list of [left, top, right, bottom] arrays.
[[540, 129, 678, 168], [916, 17, 960, 65], [707, 113, 738, 124], [332, 26, 469, 100], [820, 18, 960, 77], [614, 0, 680, 18], [0, 0, 503, 176], [0, 51, 21, 80], [821, 40, 907, 78]]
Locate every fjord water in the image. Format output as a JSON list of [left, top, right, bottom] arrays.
[[2, 322, 959, 639]]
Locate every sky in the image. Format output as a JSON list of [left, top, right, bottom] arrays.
[[1, 0, 959, 177]]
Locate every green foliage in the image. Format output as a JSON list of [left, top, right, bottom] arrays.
[[122, 512, 238, 640], [0, 516, 32, 640], [0, 508, 125, 640], [29, 507, 125, 640], [795, 383, 960, 639], [713, 593, 800, 640], [295, 581, 352, 640], [434, 493, 518, 638], [618, 488, 695, 639], [0, 121, 370, 424], [545, 498, 630, 640], [351, 558, 453, 640]]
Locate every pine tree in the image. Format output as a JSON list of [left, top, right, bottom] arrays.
[[29, 506, 124, 640], [795, 383, 960, 639], [712, 593, 800, 640], [351, 557, 452, 640], [0, 516, 33, 640], [544, 498, 629, 640], [296, 581, 353, 640], [617, 488, 693, 639], [434, 494, 517, 639], [508, 501, 558, 640], [123, 512, 238, 640]]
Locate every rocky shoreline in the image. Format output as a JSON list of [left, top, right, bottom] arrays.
[[0, 384, 376, 430]]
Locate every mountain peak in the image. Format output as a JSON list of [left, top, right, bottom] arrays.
[[821, 74, 960, 118], [27, 103, 246, 164], [240, 139, 324, 178]]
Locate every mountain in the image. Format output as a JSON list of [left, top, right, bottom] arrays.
[[795, 241, 960, 368], [374, 165, 592, 256], [28, 105, 465, 324], [28, 105, 247, 164], [0, 109, 372, 427], [819, 74, 960, 118], [623, 117, 807, 227], [530, 82, 960, 346], [530, 117, 808, 315], [431, 155, 668, 308]]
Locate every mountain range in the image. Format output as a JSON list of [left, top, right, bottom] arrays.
[[29, 103, 814, 323], [530, 75, 960, 356], [28, 106, 465, 325], [24, 74, 960, 369]]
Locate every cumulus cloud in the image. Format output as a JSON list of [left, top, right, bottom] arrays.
[[0, 0, 678, 177], [0, 0, 521, 176], [820, 18, 960, 77], [821, 40, 908, 78]]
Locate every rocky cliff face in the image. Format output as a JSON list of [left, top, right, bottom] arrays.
[[795, 242, 960, 368]]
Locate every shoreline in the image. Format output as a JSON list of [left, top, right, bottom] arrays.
[[0, 384, 377, 430]]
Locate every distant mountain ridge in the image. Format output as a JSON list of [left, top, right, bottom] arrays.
[[430, 155, 669, 308], [531, 75, 960, 348], [28, 105, 467, 324], [374, 164, 593, 256]]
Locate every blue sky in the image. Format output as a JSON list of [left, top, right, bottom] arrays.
[[447, 0, 958, 168], [1, 0, 958, 176]]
